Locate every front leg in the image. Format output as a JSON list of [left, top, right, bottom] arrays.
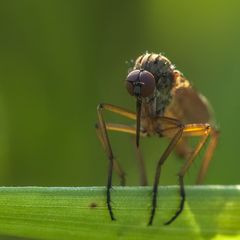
[[96, 103, 138, 221]]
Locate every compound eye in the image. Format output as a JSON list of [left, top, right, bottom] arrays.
[[126, 70, 155, 97], [126, 70, 140, 96], [139, 70, 156, 97]]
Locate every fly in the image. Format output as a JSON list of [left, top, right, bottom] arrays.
[[96, 52, 219, 225]]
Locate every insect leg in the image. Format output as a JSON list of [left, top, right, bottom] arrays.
[[148, 125, 184, 226], [97, 103, 139, 221], [96, 123, 126, 186], [105, 123, 148, 186], [196, 128, 220, 184], [164, 124, 211, 225], [98, 103, 136, 120], [110, 117, 186, 187]]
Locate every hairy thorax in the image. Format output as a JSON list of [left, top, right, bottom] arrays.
[[131, 52, 213, 137]]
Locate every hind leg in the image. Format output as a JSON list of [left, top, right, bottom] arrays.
[[196, 128, 220, 184]]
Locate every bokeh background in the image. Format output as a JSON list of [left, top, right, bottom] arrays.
[[0, 0, 239, 199]]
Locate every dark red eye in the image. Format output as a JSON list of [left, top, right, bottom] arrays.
[[126, 70, 155, 97]]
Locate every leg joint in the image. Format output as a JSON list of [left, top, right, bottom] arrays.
[[174, 120, 184, 129], [178, 122, 185, 129], [177, 172, 184, 178], [97, 103, 104, 110], [205, 124, 211, 134]]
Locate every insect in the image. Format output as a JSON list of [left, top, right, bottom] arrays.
[[96, 52, 219, 225]]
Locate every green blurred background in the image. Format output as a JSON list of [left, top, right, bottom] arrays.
[[0, 0, 239, 191]]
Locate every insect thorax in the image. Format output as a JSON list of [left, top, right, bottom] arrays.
[[133, 53, 175, 116]]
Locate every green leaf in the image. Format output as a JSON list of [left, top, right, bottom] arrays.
[[0, 186, 239, 240]]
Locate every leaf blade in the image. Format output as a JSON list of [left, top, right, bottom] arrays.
[[0, 186, 239, 240]]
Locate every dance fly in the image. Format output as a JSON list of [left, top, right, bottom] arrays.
[[96, 52, 219, 225]]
